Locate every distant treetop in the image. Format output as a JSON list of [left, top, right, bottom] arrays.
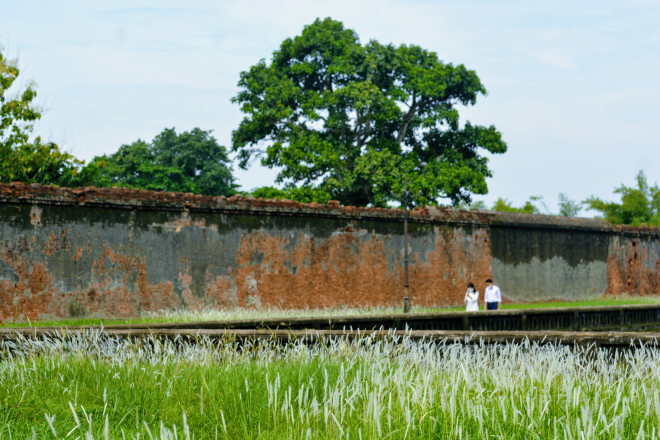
[[90, 127, 238, 196], [585, 171, 660, 227]]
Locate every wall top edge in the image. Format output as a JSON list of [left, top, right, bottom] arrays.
[[0, 182, 492, 225], [490, 211, 660, 236], [1, 182, 658, 236]]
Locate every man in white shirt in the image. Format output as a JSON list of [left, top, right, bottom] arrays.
[[483, 278, 501, 310]]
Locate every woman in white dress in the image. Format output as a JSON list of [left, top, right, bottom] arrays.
[[464, 282, 479, 312]]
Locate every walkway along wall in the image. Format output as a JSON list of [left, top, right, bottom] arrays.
[[0, 183, 658, 321]]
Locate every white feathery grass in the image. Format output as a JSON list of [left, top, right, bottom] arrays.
[[0, 329, 658, 438]]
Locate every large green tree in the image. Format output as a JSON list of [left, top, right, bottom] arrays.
[[0, 51, 94, 186], [232, 18, 507, 207], [91, 127, 238, 196], [585, 171, 660, 226]]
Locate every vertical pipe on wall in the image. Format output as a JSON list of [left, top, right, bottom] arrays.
[[403, 175, 410, 313]]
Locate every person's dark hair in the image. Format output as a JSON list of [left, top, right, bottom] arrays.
[[467, 282, 475, 289], [485, 278, 493, 283]]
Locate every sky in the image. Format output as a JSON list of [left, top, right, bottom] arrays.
[[1, 0, 659, 214]]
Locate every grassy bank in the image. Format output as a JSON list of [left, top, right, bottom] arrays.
[[500, 295, 660, 310], [1, 330, 659, 438], [2, 295, 659, 328]]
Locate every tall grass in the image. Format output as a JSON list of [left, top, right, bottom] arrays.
[[0, 330, 659, 439], [143, 294, 660, 322]]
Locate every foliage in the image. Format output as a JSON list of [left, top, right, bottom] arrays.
[[491, 197, 540, 214], [1, 136, 100, 186], [232, 18, 507, 208], [249, 185, 289, 200], [466, 200, 488, 210], [558, 192, 582, 217], [90, 127, 238, 196], [455, 199, 487, 210], [0, 52, 40, 148], [249, 185, 333, 204], [0, 51, 95, 186], [489, 194, 585, 217], [584, 170, 660, 226]]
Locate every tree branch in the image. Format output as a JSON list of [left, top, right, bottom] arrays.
[[395, 95, 418, 145]]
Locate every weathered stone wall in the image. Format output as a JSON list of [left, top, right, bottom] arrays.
[[0, 183, 658, 321], [606, 233, 660, 296], [489, 213, 660, 302], [0, 183, 493, 321]]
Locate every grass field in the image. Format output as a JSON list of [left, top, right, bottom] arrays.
[[1, 330, 659, 439], [2, 295, 660, 328]]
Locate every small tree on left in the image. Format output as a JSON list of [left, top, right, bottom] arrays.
[[0, 50, 96, 186]]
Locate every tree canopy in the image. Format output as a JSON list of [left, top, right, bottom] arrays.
[[0, 51, 94, 186], [585, 171, 660, 226], [232, 18, 507, 207], [90, 127, 238, 196]]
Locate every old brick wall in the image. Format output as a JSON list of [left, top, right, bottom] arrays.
[[0, 183, 658, 321]]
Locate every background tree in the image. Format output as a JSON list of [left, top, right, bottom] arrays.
[[491, 197, 540, 214], [0, 50, 94, 186], [455, 199, 487, 210], [249, 185, 332, 204], [232, 18, 507, 207], [558, 192, 582, 217], [462, 194, 582, 217], [0, 51, 39, 149], [3, 136, 99, 186], [91, 127, 238, 196], [584, 171, 660, 226]]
